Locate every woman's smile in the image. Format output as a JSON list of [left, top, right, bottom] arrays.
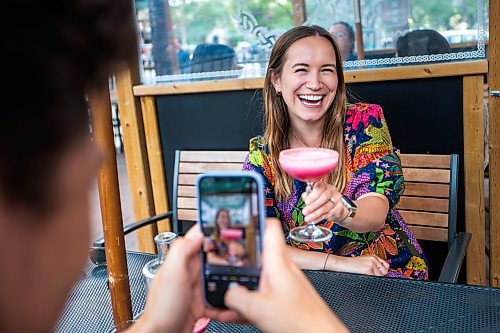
[[298, 94, 325, 107]]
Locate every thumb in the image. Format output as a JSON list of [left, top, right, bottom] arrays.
[[224, 284, 263, 321]]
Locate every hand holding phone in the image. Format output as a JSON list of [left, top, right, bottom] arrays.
[[197, 172, 265, 308]]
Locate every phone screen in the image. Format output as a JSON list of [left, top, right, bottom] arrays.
[[198, 174, 263, 308]]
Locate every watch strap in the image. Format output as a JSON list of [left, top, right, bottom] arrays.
[[338, 195, 357, 226]]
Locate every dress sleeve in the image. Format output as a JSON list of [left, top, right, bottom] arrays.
[[242, 137, 280, 218], [344, 103, 404, 208]]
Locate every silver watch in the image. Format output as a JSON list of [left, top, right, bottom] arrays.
[[338, 195, 357, 225]]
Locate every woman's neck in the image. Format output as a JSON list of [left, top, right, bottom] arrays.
[[289, 125, 322, 148]]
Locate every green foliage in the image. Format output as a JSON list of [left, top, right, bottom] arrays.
[[169, 0, 293, 46], [170, 0, 234, 45], [409, 0, 480, 30]]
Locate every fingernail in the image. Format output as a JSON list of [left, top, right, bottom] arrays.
[[228, 282, 240, 289]]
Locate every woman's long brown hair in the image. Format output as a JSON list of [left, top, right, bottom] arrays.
[[263, 25, 347, 200]]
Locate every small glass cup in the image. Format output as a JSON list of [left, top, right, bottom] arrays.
[[142, 231, 177, 289]]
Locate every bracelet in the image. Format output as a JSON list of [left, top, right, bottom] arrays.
[[322, 253, 330, 271]]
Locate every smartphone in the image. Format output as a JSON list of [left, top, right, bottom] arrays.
[[197, 172, 265, 308]]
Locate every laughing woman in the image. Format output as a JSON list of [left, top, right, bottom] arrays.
[[243, 25, 428, 280]]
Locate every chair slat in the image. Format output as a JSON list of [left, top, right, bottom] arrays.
[[402, 168, 450, 183], [178, 209, 197, 222], [398, 197, 449, 212], [408, 225, 448, 242], [178, 185, 196, 197], [179, 162, 243, 173], [399, 210, 448, 227], [400, 154, 451, 168], [178, 174, 199, 186], [404, 183, 449, 197], [178, 197, 197, 209], [180, 151, 247, 162]]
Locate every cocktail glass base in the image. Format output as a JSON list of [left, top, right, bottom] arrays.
[[289, 224, 332, 242]]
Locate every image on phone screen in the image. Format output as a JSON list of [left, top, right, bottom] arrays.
[[198, 174, 263, 308]]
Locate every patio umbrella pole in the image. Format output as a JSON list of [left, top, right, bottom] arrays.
[[89, 82, 133, 326], [353, 0, 365, 61]]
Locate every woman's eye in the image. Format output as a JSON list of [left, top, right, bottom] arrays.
[[322, 68, 336, 73], [294, 68, 307, 73]]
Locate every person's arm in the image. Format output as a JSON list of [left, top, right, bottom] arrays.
[[302, 182, 388, 233], [303, 103, 403, 233], [286, 245, 389, 276], [225, 219, 350, 333]]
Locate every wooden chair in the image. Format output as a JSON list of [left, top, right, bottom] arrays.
[[397, 154, 470, 282], [93, 150, 470, 282]]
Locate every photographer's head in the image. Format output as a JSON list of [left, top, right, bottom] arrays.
[[0, 1, 134, 331]]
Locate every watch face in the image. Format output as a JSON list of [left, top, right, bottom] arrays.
[[341, 195, 356, 208]]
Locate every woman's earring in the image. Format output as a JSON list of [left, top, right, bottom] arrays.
[[276, 90, 282, 95]]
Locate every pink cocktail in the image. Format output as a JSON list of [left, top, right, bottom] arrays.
[[279, 148, 339, 242], [279, 148, 339, 183], [220, 228, 243, 241]]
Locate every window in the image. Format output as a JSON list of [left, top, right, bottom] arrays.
[[135, 0, 488, 84]]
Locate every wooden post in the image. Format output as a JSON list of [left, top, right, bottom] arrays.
[[116, 66, 158, 253], [292, 0, 306, 26], [489, 0, 500, 287], [141, 96, 171, 233], [115, 2, 158, 253], [89, 84, 133, 325], [353, 0, 365, 61], [463, 75, 486, 285]]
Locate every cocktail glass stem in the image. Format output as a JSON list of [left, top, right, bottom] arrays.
[[288, 180, 332, 242]]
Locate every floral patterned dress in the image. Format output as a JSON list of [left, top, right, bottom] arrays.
[[243, 103, 428, 280]]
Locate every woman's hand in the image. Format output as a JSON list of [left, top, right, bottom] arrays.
[[328, 254, 390, 277], [301, 181, 346, 224]]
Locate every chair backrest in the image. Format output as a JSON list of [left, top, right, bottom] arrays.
[[172, 150, 247, 233], [398, 154, 458, 246], [172, 150, 458, 246]]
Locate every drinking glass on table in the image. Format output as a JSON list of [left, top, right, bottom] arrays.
[[279, 147, 339, 242], [142, 231, 177, 289]]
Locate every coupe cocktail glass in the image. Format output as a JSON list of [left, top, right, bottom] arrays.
[[279, 148, 339, 242]]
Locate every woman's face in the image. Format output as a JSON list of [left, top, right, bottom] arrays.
[[271, 35, 338, 127], [329, 24, 354, 60], [216, 210, 231, 229]]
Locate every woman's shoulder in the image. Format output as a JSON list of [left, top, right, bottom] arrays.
[[346, 102, 384, 118], [249, 135, 265, 149], [249, 135, 269, 154], [345, 102, 385, 132]]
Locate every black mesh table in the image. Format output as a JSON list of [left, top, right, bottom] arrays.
[[55, 251, 500, 333], [54, 252, 154, 333]]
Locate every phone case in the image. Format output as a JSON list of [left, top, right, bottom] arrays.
[[197, 171, 265, 308]]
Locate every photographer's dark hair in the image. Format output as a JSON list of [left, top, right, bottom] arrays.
[[0, 0, 135, 211]]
